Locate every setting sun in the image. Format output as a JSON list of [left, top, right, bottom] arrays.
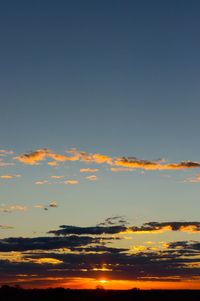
[[99, 279, 108, 284]]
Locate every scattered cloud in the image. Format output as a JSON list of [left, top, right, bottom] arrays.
[[49, 201, 57, 208], [185, 174, 200, 183], [33, 205, 44, 209], [85, 175, 97, 181], [1, 220, 200, 286], [35, 180, 49, 185], [0, 174, 21, 179], [0, 150, 14, 156], [110, 167, 134, 172], [64, 180, 79, 185], [0, 159, 14, 167], [80, 168, 99, 173], [47, 161, 59, 166], [50, 175, 64, 179], [0, 204, 27, 213]]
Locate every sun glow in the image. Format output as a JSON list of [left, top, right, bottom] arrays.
[[99, 279, 108, 284]]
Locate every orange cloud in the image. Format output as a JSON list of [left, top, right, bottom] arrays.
[[15, 149, 48, 165], [86, 175, 97, 181], [15, 149, 200, 171], [80, 168, 99, 173], [185, 174, 200, 183], [110, 167, 134, 172], [35, 180, 49, 185], [64, 180, 79, 185], [0, 174, 21, 179], [114, 157, 200, 170]]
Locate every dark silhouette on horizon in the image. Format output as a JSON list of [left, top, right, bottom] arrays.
[[1, 285, 200, 301]]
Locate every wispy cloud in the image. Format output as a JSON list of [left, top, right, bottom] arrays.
[[85, 175, 97, 181], [184, 174, 200, 183], [80, 168, 99, 173], [35, 180, 49, 185], [0, 159, 14, 167], [0, 204, 27, 213], [0, 150, 14, 156], [110, 167, 134, 172], [63, 180, 79, 185], [0, 174, 21, 179], [0, 225, 14, 229]]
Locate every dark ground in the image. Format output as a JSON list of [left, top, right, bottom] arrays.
[[1, 286, 200, 301]]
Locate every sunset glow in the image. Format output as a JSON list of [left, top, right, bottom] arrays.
[[1, 0, 200, 292]]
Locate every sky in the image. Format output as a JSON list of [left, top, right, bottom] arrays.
[[1, 0, 200, 289]]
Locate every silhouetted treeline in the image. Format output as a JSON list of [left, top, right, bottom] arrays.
[[1, 285, 200, 301]]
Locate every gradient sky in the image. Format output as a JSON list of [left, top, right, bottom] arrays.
[[1, 0, 200, 289]]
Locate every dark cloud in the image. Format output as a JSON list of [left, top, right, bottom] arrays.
[[48, 221, 200, 236], [97, 216, 127, 226], [0, 236, 111, 252], [1, 221, 200, 286], [48, 225, 126, 236]]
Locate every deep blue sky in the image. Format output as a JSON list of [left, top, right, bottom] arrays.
[[0, 0, 200, 159]]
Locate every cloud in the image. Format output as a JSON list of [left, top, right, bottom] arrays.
[[0, 150, 14, 156], [0, 174, 21, 179], [48, 225, 126, 236], [0, 205, 27, 213], [80, 168, 99, 173], [0, 225, 14, 230], [48, 221, 200, 236], [0, 236, 110, 252], [33, 205, 44, 209], [85, 175, 97, 181], [35, 180, 49, 185], [185, 174, 200, 183], [0, 159, 14, 167], [98, 216, 127, 226], [110, 167, 134, 172], [49, 201, 57, 208], [126, 221, 200, 234], [15, 148, 200, 172], [50, 175, 64, 179], [64, 180, 79, 185], [115, 157, 200, 171], [47, 161, 59, 166], [1, 221, 200, 286], [31, 257, 63, 265], [15, 149, 49, 165]]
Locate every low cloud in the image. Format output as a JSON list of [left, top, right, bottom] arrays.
[[0, 225, 14, 230], [48, 221, 200, 236]]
